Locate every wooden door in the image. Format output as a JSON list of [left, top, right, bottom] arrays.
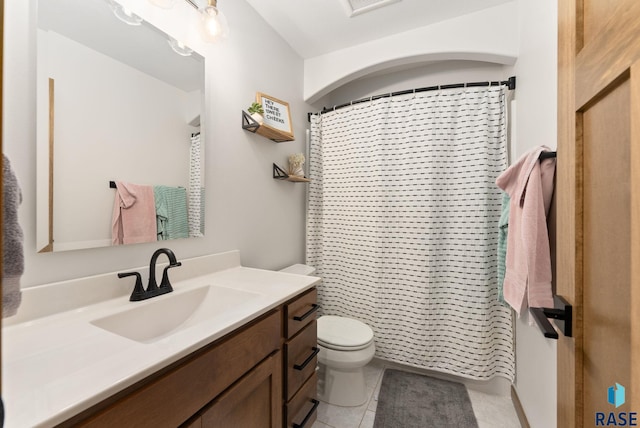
[[557, 0, 640, 426]]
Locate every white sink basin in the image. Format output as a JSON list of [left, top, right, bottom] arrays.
[[90, 285, 263, 343]]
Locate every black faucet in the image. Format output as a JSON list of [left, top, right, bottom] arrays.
[[118, 248, 182, 301]]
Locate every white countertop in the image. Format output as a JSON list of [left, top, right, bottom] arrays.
[[2, 251, 320, 428]]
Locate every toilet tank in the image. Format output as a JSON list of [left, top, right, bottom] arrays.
[[279, 264, 316, 276]]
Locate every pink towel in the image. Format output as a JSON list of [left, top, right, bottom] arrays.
[[496, 146, 556, 315], [112, 181, 157, 245]]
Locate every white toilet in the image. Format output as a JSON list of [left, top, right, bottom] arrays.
[[316, 315, 375, 407], [279, 264, 376, 407]]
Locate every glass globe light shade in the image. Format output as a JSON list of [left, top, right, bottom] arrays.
[[200, 2, 229, 43]]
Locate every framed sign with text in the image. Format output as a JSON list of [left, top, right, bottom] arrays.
[[256, 92, 294, 141]]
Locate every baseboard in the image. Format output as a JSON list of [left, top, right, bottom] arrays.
[[511, 385, 531, 428], [372, 357, 512, 396]]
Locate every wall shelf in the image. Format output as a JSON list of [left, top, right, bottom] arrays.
[[242, 111, 294, 143], [273, 163, 311, 183]]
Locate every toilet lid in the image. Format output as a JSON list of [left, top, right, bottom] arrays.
[[317, 316, 374, 350]]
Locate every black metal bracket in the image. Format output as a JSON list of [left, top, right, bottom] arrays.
[[539, 151, 557, 160], [273, 163, 289, 179], [530, 295, 572, 340], [241, 110, 260, 133]]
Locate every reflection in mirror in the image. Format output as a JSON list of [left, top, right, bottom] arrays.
[[36, 0, 205, 252]]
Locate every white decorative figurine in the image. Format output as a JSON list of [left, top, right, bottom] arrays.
[[288, 153, 305, 177]]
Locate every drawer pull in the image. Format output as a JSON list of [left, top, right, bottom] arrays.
[[293, 304, 319, 322], [293, 347, 320, 371], [292, 399, 320, 428]]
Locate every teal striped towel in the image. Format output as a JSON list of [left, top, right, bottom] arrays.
[[154, 185, 189, 240], [497, 192, 510, 305]]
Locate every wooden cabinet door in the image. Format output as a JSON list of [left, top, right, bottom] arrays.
[[557, 0, 640, 426], [201, 351, 282, 428]]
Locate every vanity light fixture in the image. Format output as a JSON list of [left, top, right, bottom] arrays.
[[148, 0, 176, 8], [200, 0, 229, 43], [168, 37, 194, 56], [107, 0, 143, 26]]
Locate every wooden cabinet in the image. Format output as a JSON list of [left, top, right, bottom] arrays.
[[283, 288, 319, 428], [61, 288, 318, 428], [199, 351, 282, 428]]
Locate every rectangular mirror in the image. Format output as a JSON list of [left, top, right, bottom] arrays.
[[36, 0, 205, 252]]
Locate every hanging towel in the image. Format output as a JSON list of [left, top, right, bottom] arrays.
[[153, 185, 189, 240], [497, 192, 510, 305], [496, 146, 556, 315], [3, 155, 24, 317], [111, 181, 157, 245]]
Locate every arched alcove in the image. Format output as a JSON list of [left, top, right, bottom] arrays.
[[304, 2, 518, 103]]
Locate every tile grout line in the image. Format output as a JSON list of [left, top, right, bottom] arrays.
[[358, 362, 387, 427]]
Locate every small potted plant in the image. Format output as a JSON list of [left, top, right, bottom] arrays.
[[247, 101, 264, 124]]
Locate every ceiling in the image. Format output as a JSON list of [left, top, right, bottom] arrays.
[[244, 0, 515, 59]]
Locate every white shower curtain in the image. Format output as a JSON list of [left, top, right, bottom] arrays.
[[307, 85, 514, 381], [188, 132, 203, 238]]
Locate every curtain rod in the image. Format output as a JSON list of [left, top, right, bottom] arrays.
[[307, 76, 516, 121]]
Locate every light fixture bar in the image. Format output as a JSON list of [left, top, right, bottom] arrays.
[[184, 0, 199, 10]]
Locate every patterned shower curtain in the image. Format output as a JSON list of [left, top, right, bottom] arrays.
[[188, 132, 203, 238], [306, 85, 514, 381]]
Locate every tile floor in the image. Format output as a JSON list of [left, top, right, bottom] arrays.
[[311, 359, 522, 428]]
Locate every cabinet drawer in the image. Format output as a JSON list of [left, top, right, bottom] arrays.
[[285, 373, 318, 428], [285, 288, 318, 339], [285, 321, 318, 400], [72, 310, 281, 428]]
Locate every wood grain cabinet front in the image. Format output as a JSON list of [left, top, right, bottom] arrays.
[[285, 320, 318, 401], [199, 351, 283, 428], [282, 288, 319, 428], [286, 373, 318, 428], [285, 288, 318, 339]]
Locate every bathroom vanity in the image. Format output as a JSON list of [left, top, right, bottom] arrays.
[[3, 251, 320, 428]]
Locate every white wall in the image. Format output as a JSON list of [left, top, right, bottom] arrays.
[[512, 1, 558, 427], [4, 0, 311, 287]]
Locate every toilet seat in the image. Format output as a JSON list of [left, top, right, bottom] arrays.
[[317, 316, 374, 351]]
